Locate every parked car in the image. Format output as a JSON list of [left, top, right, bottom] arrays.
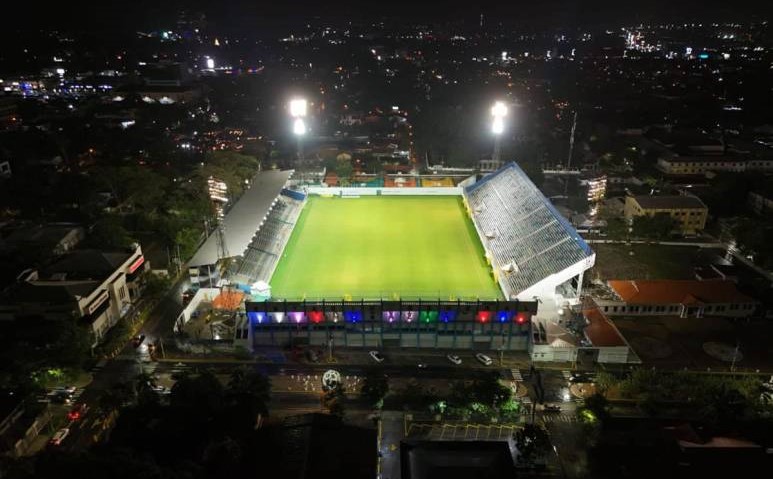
[[475, 353, 493, 366], [49, 428, 70, 446], [52, 386, 77, 395], [568, 372, 593, 383], [447, 354, 462, 365], [369, 351, 385, 363], [67, 403, 89, 421], [543, 404, 562, 413], [50, 392, 72, 405]]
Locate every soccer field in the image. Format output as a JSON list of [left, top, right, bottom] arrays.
[[270, 195, 502, 300]]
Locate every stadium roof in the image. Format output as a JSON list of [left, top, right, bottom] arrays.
[[464, 162, 594, 298], [188, 169, 292, 267]]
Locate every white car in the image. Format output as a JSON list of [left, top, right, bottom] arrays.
[[447, 354, 462, 365], [49, 428, 69, 446], [369, 351, 385, 363], [475, 353, 493, 366]]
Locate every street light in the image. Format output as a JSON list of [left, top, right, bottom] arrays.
[[490, 101, 508, 162]]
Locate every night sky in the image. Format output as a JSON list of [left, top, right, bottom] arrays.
[[3, 0, 771, 31]]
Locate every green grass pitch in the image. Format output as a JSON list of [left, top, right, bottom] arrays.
[[269, 195, 502, 300]]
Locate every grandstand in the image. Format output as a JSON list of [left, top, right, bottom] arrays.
[[231, 188, 306, 287], [463, 162, 595, 301]]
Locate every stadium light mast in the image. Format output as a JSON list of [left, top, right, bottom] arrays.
[[289, 98, 307, 162], [491, 101, 508, 162]]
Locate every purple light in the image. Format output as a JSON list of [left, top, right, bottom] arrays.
[[292, 312, 304, 323]]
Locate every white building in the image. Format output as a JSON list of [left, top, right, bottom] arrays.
[[0, 245, 146, 343]]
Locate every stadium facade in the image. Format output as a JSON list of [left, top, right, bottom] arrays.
[[223, 162, 600, 355]]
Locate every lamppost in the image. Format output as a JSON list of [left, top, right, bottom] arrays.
[[490, 101, 508, 162], [289, 98, 307, 162]]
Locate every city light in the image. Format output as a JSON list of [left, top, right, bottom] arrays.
[[206, 57, 215, 69], [289, 98, 307, 117]]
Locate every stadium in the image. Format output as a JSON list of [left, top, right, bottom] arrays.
[[188, 162, 597, 353]]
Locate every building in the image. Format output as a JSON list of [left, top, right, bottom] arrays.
[[0, 245, 146, 343], [273, 414, 376, 479], [656, 155, 773, 175], [401, 440, 515, 479], [241, 299, 536, 350], [596, 279, 758, 319], [624, 195, 708, 235]]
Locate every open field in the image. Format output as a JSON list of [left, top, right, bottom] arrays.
[[270, 196, 501, 300]]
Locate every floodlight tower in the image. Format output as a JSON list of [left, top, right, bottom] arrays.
[[491, 101, 508, 162], [289, 98, 307, 163]]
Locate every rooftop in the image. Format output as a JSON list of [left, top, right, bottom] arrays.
[[401, 440, 515, 479], [607, 279, 756, 305], [629, 194, 707, 210]]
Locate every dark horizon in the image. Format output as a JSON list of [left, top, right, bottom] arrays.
[[3, 0, 771, 32]]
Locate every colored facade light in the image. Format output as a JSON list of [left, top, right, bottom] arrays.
[[515, 314, 527, 325], [420, 310, 438, 323], [345, 311, 361, 323], [291, 312, 305, 323], [247, 311, 265, 324], [477, 311, 491, 323], [309, 310, 324, 323], [497, 311, 510, 323], [440, 311, 455, 323], [273, 312, 285, 323], [383, 311, 399, 322], [403, 311, 416, 322]]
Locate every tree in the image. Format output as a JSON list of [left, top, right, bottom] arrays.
[[361, 369, 389, 407], [335, 157, 353, 184], [471, 372, 512, 409], [323, 385, 347, 418], [581, 392, 611, 423], [632, 213, 676, 239], [88, 215, 135, 250], [514, 423, 551, 464], [226, 368, 271, 417], [142, 272, 171, 301]]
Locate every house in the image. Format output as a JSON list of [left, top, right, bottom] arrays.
[[596, 279, 758, 319], [624, 195, 708, 235], [0, 245, 146, 343]]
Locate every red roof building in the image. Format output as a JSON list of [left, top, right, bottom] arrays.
[[598, 279, 758, 319]]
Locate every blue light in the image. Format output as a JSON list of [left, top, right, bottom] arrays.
[[698, 53, 709, 60], [498, 311, 510, 323], [247, 311, 265, 324], [440, 311, 455, 323], [345, 311, 361, 323]]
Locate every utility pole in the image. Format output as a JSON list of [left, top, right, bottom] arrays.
[[730, 341, 740, 372], [564, 111, 577, 197]]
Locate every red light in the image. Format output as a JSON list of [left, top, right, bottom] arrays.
[[309, 311, 324, 324], [477, 311, 490, 323], [68, 412, 80, 421], [515, 314, 527, 325]]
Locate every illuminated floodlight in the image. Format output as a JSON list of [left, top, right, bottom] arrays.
[[206, 57, 215, 69], [289, 98, 307, 117], [491, 101, 508, 118], [293, 118, 306, 136], [492, 116, 504, 134]]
